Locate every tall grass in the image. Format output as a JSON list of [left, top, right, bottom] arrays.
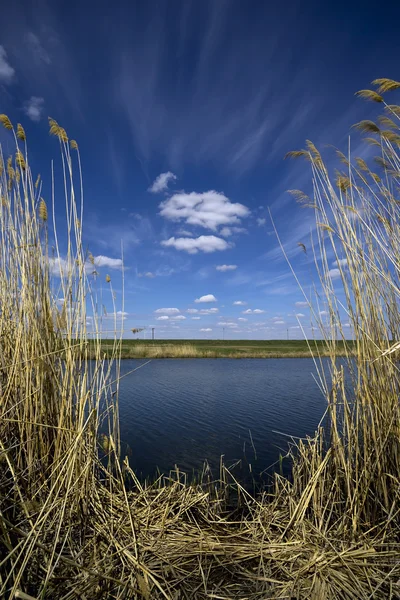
[[1, 78, 400, 599]]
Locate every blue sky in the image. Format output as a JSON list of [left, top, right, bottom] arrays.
[[1, 0, 399, 339]]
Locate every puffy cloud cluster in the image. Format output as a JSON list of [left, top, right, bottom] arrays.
[[161, 235, 230, 254], [159, 191, 249, 232]]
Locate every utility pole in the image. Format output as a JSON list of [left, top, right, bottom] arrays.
[[222, 327, 225, 341], [152, 327, 155, 340], [287, 328, 289, 341]]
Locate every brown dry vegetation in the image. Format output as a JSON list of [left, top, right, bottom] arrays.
[[1, 78, 400, 600], [95, 340, 340, 359]]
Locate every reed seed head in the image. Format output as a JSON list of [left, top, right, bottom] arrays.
[[15, 150, 26, 171], [353, 120, 381, 135], [39, 198, 48, 221], [17, 123, 26, 140], [0, 114, 13, 130], [372, 78, 400, 94], [355, 89, 384, 103]]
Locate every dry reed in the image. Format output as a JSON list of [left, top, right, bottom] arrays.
[[1, 78, 400, 599]]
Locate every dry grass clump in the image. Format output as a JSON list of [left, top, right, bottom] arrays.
[[2, 78, 400, 600], [127, 343, 205, 358]]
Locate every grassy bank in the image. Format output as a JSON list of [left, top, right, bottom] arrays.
[[97, 338, 355, 358], [2, 78, 400, 599]]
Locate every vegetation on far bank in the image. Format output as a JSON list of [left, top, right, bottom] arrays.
[[95, 338, 356, 358], [2, 77, 400, 599]]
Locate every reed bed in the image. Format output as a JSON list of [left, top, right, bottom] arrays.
[[1, 78, 400, 600], [97, 341, 336, 359]]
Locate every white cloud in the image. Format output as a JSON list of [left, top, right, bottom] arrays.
[[161, 235, 231, 254], [94, 255, 124, 270], [154, 307, 180, 314], [138, 271, 156, 278], [216, 264, 237, 272], [333, 258, 348, 267], [328, 268, 341, 280], [0, 45, 15, 84], [170, 315, 186, 321], [242, 308, 265, 314], [192, 316, 201, 320], [176, 229, 194, 237], [220, 226, 248, 237], [233, 300, 247, 306], [187, 309, 199, 313], [200, 328, 212, 332], [295, 301, 308, 308], [49, 256, 122, 278], [295, 313, 305, 318], [238, 317, 248, 321], [156, 315, 169, 321], [199, 308, 219, 314], [23, 96, 45, 122], [319, 310, 328, 316], [48, 257, 68, 277], [218, 321, 238, 327], [195, 294, 217, 303], [257, 217, 266, 226], [274, 320, 285, 325], [26, 33, 51, 64], [148, 171, 177, 193], [159, 190, 249, 232], [103, 311, 128, 320]]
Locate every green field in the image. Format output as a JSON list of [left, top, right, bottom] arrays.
[[96, 338, 354, 358]]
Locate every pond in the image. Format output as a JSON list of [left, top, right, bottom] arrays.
[[114, 358, 331, 483]]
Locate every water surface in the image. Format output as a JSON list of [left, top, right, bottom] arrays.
[[116, 358, 329, 481]]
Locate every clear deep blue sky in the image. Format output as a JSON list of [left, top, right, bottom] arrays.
[[1, 0, 399, 339]]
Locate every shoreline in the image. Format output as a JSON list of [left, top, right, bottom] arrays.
[[92, 339, 354, 359]]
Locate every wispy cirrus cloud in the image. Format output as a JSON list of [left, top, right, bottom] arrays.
[[148, 171, 177, 193], [113, 2, 325, 175], [0, 2, 83, 116], [216, 264, 237, 272], [0, 45, 15, 84]]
